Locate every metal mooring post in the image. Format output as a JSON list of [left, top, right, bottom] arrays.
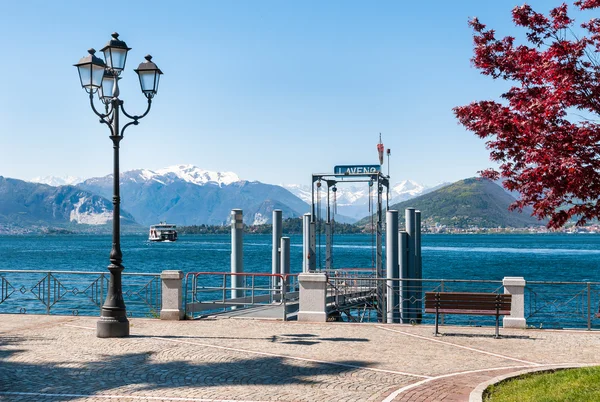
[[272, 209, 282, 295], [399, 230, 409, 323], [302, 213, 315, 273], [231, 209, 244, 302], [386, 210, 399, 323], [281, 237, 290, 289], [405, 208, 416, 322], [281, 236, 291, 319], [415, 210, 422, 323]]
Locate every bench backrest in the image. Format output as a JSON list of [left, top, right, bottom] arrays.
[[424, 292, 512, 314]]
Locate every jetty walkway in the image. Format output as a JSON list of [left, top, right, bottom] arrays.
[[2, 315, 599, 401]]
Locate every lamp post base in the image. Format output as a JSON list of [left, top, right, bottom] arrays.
[[97, 315, 130, 338]]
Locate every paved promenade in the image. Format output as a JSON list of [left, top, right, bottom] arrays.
[[1, 315, 599, 402]]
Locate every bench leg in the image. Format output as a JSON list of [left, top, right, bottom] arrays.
[[435, 310, 439, 336], [495, 314, 500, 339]]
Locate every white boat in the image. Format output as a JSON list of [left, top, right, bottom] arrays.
[[149, 222, 178, 242]]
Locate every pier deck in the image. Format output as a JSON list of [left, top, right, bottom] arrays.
[[1, 315, 599, 401]]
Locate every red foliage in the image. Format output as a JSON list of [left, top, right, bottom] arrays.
[[454, 1, 600, 228]]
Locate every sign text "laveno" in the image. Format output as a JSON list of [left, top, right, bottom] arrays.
[[333, 165, 381, 175]]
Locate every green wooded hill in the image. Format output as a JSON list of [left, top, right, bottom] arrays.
[[359, 178, 545, 229]]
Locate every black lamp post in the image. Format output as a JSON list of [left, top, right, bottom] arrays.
[[74, 33, 163, 338]]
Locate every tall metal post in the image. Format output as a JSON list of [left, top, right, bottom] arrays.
[[386, 210, 399, 323], [376, 177, 384, 321], [302, 213, 313, 273], [97, 99, 128, 338], [272, 209, 282, 294], [280, 237, 290, 294], [399, 231, 409, 323], [231, 209, 244, 301], [415, 210, 422, 322], [325, 185, 332, 270], [405, 208, 416, 322]]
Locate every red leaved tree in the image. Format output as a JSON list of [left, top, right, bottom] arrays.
[[454, 0, 600, 228]]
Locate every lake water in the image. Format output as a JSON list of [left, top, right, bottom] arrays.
[[1, 233, 599, 328], [2, 233, 599, 280]]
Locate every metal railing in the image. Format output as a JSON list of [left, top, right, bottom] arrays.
[[526, 281, 600, 330], [184, 272, 299, 320], [326, 275, 504, 326], [326, 274, 600, 329], [0, 270, 161, 318]]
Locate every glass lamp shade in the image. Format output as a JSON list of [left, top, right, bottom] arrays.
[[74, 49, 106, 93], [134, 55, 163, 98], [100, 32, 131, 74], [100, 71, 117, 103]]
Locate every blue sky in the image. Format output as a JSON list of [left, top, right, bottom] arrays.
[[0, 0, 580, 187]]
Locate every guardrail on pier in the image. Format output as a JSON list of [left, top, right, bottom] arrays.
[[326, 273, 505, 325], [184, 272, 299, 320], [325, 272, 600, 330], [0, 270, 161, 317]]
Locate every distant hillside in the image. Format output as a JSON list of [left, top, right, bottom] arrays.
[[0, 177, 138, 233], [358, 178, 545, 229]]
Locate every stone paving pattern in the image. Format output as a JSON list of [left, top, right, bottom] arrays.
[[1, 315, 599, 401]]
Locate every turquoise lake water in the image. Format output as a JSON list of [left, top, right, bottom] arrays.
[[1, 233, 599, 328], [2, 233, 599, 281]]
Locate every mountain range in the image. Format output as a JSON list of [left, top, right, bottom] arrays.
[[77, 165, 309, 226], [0, 165, 544, 234]]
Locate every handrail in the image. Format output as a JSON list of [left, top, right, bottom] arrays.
[[185, 271, 298, 279], [184, 272, 300, 321], [0, 270, 159, 276]]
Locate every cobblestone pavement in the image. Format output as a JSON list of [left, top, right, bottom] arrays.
[[1, 316, 599, 401]]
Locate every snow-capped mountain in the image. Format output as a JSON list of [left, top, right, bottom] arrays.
[[134, 164, 240, 187], [78, 165, 308, 226], [30, 165, 240, 189], [391, 180, 426, 201], [283, 179, 433, 221], [30, 175, 83, 187]]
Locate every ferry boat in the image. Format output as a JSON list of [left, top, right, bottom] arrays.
[[149, 222, 178, 242]]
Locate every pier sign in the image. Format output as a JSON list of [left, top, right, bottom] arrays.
[[334, 164, 380, 175]]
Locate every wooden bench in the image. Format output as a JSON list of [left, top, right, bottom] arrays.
[[425, 292, 512, 338]]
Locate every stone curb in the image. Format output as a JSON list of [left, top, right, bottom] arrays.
[[468, 364, 594, 402]]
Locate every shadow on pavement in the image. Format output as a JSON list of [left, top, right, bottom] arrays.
[[0, 334, 375, 400]]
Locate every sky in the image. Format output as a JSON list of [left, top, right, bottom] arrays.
[[0, 0, 587, 187]]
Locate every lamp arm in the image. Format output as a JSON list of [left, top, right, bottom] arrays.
[[119, 99, 152, 137], [100, 118, 115, 136], [88, 93, 115, 134], [89, 92, 114, 119], [120, 120, 138, 138], [121, 98, 152, 121]]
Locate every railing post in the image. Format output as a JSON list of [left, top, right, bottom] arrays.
[[587, 282, 591, 330], [47, 272, 51, 315], [160, 270, 184, 320], [298, 273, 327, 322], [503, 276, 526, 328]]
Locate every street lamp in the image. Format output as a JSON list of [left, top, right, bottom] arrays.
[[74, 32, 163, 338]]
